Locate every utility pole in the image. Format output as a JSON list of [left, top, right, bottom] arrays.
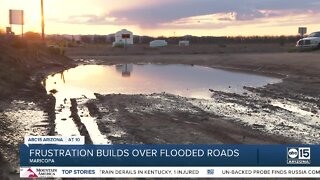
[[41, 0, 45, 40]]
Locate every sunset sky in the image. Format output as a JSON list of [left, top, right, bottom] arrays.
[[1, 0, 320, 37]]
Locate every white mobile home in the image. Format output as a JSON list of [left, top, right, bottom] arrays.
[[179, 40, 190, 46], [150, 40, 168, 47], [113, 29, 133, 47]]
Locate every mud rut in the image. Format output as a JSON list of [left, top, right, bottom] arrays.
[[70, 99, 93, 144]]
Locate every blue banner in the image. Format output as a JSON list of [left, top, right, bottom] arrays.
[[20, 144, 320, 167]]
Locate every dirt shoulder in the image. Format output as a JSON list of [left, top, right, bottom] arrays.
[[0, 41, 73, 98], [66, 43, 296, 56], [0, 40, 74, 179], [70, 52, 319, 77]]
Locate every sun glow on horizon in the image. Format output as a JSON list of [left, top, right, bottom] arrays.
[[0, 0, 319, 37]]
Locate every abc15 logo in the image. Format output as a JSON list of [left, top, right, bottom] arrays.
[[287, 147, 311, 160]]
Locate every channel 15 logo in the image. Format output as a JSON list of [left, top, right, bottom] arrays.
[[287, 147, 311, 165]]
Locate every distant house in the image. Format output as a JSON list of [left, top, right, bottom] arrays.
[[179, 40, 190, 46], [113, 29, 133, 47], [150, 40, 168, 47]]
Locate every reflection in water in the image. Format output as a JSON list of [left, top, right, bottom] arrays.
[[44, 64, 281, 99], [43, 64, 281, 141], [60, 71, 66, 83], [115, 64, 133, 77], [42, 78, 46, 88]]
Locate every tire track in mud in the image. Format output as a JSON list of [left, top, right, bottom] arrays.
[[190, 89, 320, 144], [45, 95, 56, 136], [70, 98, 93, 144], [86, 102, 110, 134], [84, 93, 297, 144]]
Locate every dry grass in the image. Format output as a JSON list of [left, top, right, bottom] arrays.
[[66, 43, 297, 57]]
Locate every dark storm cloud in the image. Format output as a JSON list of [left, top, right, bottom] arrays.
[[59, 0, 320, 27], [107, 0, 320, 27]]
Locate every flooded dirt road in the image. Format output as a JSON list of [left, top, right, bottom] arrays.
[[64, 51, 320, 146], [1, 44, 319, 179], [43, 64, 283, 144], [43, 62, 319, 145]]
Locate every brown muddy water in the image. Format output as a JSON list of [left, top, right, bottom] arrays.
[[44, 64, 281, 99], [42, 64, 282, 142]]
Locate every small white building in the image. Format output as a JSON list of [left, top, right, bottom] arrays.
[[113, 29, 133, 47], [179, 40, 190, 46], [150, 40, 168, 47]]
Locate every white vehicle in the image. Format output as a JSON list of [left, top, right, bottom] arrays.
[[296, 31, 320, 49]]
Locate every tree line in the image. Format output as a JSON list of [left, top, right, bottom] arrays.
[[79, 35, 300, 45], [0, 30, 301, 45]]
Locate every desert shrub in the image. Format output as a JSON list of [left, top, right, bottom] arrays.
[[113, 43, 125, 48], [47, 46, 61, 55], [288, 47, 299, 53], [144, 46, 158, 50], [288, 47, 316, 53], [29, 41, 46, 49], [279, 36, 286, 46], [24, 31, 41, 41], [0, 28, 4, 35], [11, 39, 28, 49]]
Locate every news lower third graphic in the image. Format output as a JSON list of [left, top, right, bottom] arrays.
[[20, 136, 320, 178]]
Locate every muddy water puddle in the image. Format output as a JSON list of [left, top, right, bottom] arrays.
[[45, 64, 280, 99], [43, 64, 281, 143]]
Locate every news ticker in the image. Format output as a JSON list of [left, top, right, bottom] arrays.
[[20, 167, 320, 178], [20, 136, 320, 178]]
